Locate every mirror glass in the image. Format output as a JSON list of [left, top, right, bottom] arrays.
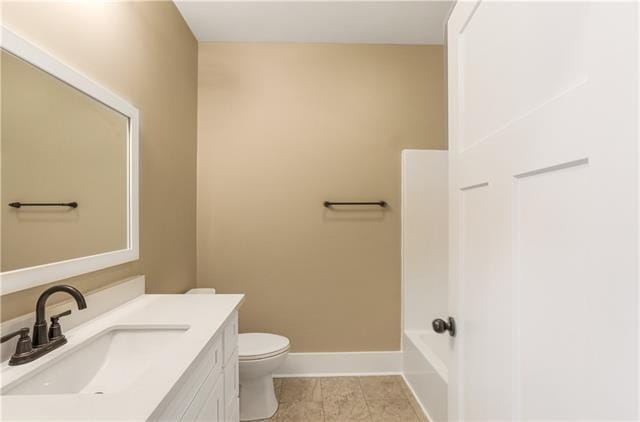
[[1, 49, 129, 272]]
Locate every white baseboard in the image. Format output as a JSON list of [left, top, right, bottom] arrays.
[[274, 351, 402, 377]]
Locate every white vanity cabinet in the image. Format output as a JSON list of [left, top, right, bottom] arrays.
[[1, 292, 245, 421], [153, 311, 239, 422]]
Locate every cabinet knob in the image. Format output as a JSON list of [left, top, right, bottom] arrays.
[[432, 317, 456, 337]]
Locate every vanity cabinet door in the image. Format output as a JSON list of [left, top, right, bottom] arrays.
[[194, 375, 225, 422], [154, 336, 222, 421], [225, 397, 239, 422], [224, 348, 239, 411]]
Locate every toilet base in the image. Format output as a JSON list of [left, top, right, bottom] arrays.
[[239, 374, 278, 421]]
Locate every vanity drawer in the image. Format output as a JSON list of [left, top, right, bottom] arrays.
[[223, 311, 238, 364], [224, 347, 239, 407], [153, 334, 223, 421]]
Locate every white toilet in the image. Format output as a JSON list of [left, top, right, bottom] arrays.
[[185, 289, 289, 421], [238, 333, 290, 421]]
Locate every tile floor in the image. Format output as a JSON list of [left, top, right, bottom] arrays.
[[257, 375, 428, 422]]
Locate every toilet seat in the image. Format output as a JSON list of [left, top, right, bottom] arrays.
[[239, 333, 290, 361]]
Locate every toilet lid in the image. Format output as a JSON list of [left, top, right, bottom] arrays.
[[239, 333, 290, 360]]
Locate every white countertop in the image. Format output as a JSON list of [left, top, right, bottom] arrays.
[[0, 294, 244, 421]]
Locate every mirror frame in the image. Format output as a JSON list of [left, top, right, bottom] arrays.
[[0, 27, 139, 295]]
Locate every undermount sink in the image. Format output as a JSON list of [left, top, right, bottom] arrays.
[[2, 326, 188, 396]]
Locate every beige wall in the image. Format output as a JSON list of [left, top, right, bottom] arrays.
[[198, 43, 445, 352], [2, 51, 127, 271], [1, 1, 198, 320]]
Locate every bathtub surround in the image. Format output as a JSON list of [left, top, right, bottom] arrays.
[[403, 332, 447, 422], [1, 1, 198, 320], [401, 150, 448, 421], [401, 150, 448, 333], [197, 43, 446, 353]]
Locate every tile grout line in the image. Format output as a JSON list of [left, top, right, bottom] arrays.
[[319, 378, 326, 422], [360, 376, 422, 422], [358, 377, 375, 422], [319, 378, 325, 422]]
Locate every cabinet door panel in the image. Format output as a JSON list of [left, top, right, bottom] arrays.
[[225, 397, 239, 422], [224, 348, 239, 408], [151, 335, 221, 421], [195, 376, 225, 422]]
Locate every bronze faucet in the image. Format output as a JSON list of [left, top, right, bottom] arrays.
[[1, 285, 87, 365]]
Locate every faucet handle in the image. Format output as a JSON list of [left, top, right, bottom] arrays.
[[51, 309, 72, 321], [1, 327, 29, 343], [1, 327, 33, 355], [49, 309, 72, 339]]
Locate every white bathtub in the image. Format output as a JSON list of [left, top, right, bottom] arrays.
[[402, 330, 449, 422]]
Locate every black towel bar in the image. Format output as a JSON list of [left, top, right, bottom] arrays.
[[8, 202, 78, 209], [323, 201, 387, 208]]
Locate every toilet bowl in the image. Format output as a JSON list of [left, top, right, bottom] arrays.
[[239, 333, 290, 421]]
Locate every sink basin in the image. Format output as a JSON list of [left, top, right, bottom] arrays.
[[2, 325, 188, 395]]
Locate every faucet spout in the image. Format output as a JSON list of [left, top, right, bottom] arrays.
[[32, 285, 87, 347]]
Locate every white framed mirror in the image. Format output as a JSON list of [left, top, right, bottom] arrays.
[[0, 27, 139, 295]]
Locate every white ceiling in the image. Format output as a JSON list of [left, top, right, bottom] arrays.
[[174, 1, 453, 45]]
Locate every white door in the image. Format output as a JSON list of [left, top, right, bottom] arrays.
[[447, 1, 639, 420]]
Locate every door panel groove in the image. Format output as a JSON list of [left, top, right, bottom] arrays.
[[459, 181, 489, 191], [513, 157, 589, 179]]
